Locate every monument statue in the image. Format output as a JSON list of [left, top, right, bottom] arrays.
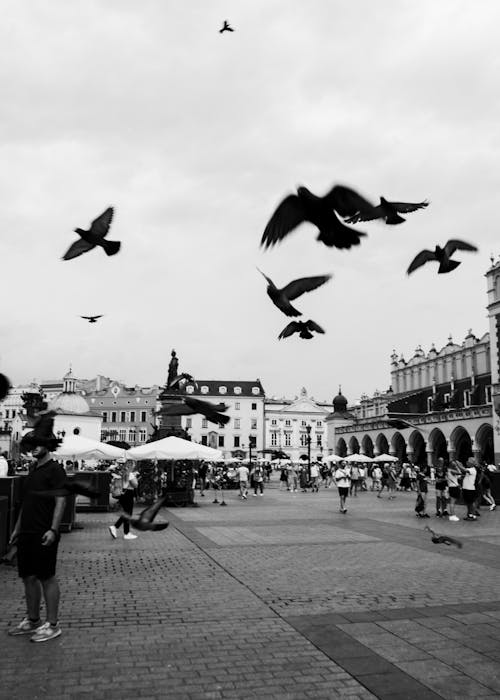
[[167, 349, 179, 389]]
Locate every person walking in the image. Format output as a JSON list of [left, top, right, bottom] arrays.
[[310, 462, 320, 492], [7, 414, 66, 642], [415, 465, 431, 518], [251, 463, 265, 496], [462, 458, 478, 521], [434, 458, 449, 517], [371, 464, 382, 492], [478, 465, 496, 511], [237, 462, 249, 500], [334, 461, 351, 514], [350, 463, 360, 497], [109, 462, 139, 539], [446, 460, 463, 521]]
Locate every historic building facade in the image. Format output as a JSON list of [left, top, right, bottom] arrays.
[[264, 388, 330, 463], [326, 261, 500, 465]]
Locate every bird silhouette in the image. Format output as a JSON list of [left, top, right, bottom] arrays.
[[161, 396, 230, 425], [80, 315, 103, 323], [168, 373, 197, 390], [34, 479, 101, 499], [386, 418, 419, 430], [407, 240, 478, 275], [278, 320, 325, 340], [425, 526, 463, 548], [261, 185, 368, 250], [219, 20, 234, 33], [257, 269, 332, 317], [0, 373, 11, 401], [345, 197, 429, 225], [120, 496, 170, 532], [62, 207, 121, 261]]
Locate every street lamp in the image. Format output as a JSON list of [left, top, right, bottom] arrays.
[[306, 425, 312, 480], [248, 435, 253, 466]]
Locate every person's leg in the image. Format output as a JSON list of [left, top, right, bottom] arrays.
[[41, 576, 60, 626], [23, 575, 42, 621]]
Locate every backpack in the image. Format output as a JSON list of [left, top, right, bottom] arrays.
[[110, 475, 124, 499]]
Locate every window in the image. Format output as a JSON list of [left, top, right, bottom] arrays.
[[4, 410, 8, 419], [300, 434, 308, 446], [316, 435, 322, 447], [186, 385, 194, 393], [202, 419, 208, 429], [235, 402, 240, 410], [130, 411, 135, 422], [111, 411, 117, 422], [139, 429, 146, 442], [234, 418, 240, 429], [463, 389, 471, 407], [234, 436, 240, 447], [201, 435, 208, 445], [251, 419, 257, 430], [316, 420, 322, 428], [486, 385, 492, 403], [234, 386, 242, 394], [218, 436, 224, 447], [120, 411, 126, 422], [102, 412, 108, 423], [252, 387, 260, 394], [119, 429, 127, 441], [12, 409, 16, 417], [251, 403, 257, 410], [219, 386, 227, 394], [301, 420, 307, 427], [141, 411, 147, 422], [201, 386, 209, 394], [271, 432, 277, 446], [284, 432, 291, 446], [271, 419, 277, 426], [249, 435, 256, 447], [128, 429, 136, 442], [186, 418, 192, 429], [284, 419, 291, 427], [427, 397, 433, 413], [444, 393, 450, 407]]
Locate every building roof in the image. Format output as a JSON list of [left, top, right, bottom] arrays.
[[184, 380, 265, 397]]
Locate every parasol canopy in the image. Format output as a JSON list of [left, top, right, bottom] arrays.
[[126, 435, 222, 461], [343, 453, 373, 463], [54, 434, 127, 460], [372, 453, 398, 462]]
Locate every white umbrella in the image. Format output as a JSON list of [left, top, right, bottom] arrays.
[[343, 453, 373, 463], [372, 453, 398, 462], [126, 435, 222, 461], [326, 454, 342, 463], [54, 434, 127, 460]]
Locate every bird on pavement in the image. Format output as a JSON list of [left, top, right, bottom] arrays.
[[257, 268, 332, 317], [62, 207, 121, 261], [120, 496, 170, 532], [407, 240, 478, 275], [80, 315, 103, 323], [261, 185, 369, 250], [0, 373, 11, 400], [425, 526, 463, 548], [219, 20, 234, 33], [345, 197, 429, 225], [278, 319, 325, 340]]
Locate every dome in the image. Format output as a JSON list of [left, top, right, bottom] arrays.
[[333, 387, 348, 412], [49, 392, 90, 415]]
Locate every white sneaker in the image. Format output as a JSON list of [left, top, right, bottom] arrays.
[[108, 525, 117, 539], [124, 533, 137, 540], [30, 622, 62, 643], [449, 515, 459, 522]]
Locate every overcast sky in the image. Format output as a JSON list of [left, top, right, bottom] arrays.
[[2, 0, 499, 404]]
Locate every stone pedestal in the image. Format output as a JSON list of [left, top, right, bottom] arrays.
[[156, 388, 190, 441]]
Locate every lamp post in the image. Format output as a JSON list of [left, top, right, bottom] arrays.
[[306, 425, 312, 481], [248, 435, 253, 467]]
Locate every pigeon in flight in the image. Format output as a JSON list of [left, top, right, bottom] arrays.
[[220, 20, 234, 33], [278, 320, 325, 340], [80, 315, 103, 323], [386, 418, 419, 430], [162, 396, 230, 425], [345, 197, 429, 225], [34, 479, 101, 499], [257, 269, 332, 317], [168, 373, 198, 390], [261, 185, 369, 250], [407, 240, 478, 275], [62, 207, 121, 261], [120, 496, 170, 532], [0, 373, 11, 401], [425, 526, 463, 549]]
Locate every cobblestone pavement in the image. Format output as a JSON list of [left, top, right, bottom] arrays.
[[1, 483, 500, 699]]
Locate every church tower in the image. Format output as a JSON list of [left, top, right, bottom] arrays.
[[486, 258, 500, 462]]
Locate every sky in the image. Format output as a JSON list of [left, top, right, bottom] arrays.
[[2, 0, 500, 405]]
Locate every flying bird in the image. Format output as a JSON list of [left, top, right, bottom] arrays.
[[278, 320, 325, 340], [386, 418, 419, 430], [261, 185, 368, 250], [62, 207, 121, 261], [257, 269, 332, 317], [34, 479, 101, 499], [80, 315, 103, 324], [120, 496, 170, 532], [168, 373, 197, 390], [0, 373, 11, 401], [425, 526, 463, 549], [184, 396, 230, 425], [345, 197, 429, 225], [407, 240, 478, 275], [219, 20, 234, 33]]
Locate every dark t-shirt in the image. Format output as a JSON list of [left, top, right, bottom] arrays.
[[20, 459, 67, 534]]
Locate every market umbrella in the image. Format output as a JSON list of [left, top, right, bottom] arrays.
[[343, 453, 373, 463], [126, 435, 222, 461], [326, 454, 342, 463], [54, 434, 127, 460], [372, 453, 398, 462]]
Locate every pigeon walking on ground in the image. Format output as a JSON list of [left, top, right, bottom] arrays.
[[278, 320, 325, 340], [261, 185, 369, 250], [80, 315, 103, 323], [407, 240, 478, 275], [345, 197, 429, 225], [120, 496, 170, 532], [219, 20, 234, 33], [62, 207, 121, 261], [257, 269, 332, 317], [425, 526, 463, 548]]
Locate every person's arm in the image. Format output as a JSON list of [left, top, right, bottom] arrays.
[[41, 496, 66, 546], [8, 509, 23, 545]]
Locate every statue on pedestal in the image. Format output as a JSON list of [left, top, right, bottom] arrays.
[[166, 350, 179, 390]]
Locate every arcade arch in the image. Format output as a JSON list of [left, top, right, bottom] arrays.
[[409, 430, 426, 465], [349, 436, 360, 454], [476, 423, 494, 463], [391, 431, 407, 461], [336, 438, 347, 457], [375, 433, 389, 456], [428, 428, 448, 464], [362, 434, 374, 458], [450, 426, 472, 464]]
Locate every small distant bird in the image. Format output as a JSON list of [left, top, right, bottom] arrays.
[[407, 240, 478, 275], [345, 197, 429, 225], [120, 496, 170, 532], [80, 315, 103, 324], [261, 185, 368, 250], [278, 319, 325, 340], [34, 480, 101, 499], [62, 207, 121, 261], [425, 526, 463, 549], [0, 373, 11, 400], [257, 269, 332, 317], [168, 373, 197, 390], [219, 20, 234, 33]]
